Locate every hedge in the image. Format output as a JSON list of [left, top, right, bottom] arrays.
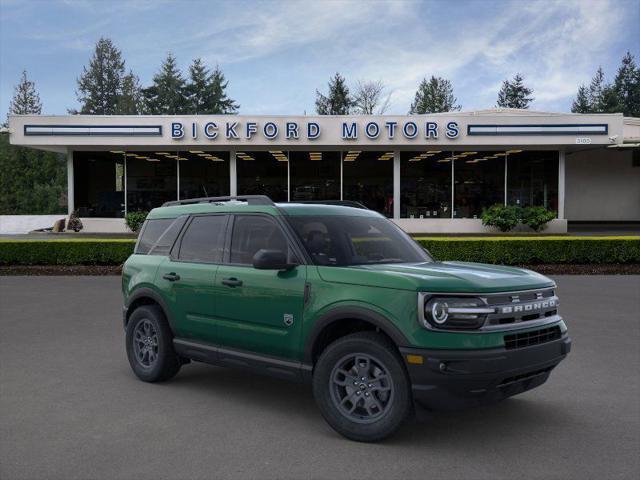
[[0, 237, 638, 266], [415, 236, 640, 265], [0, 239, 136, 265]]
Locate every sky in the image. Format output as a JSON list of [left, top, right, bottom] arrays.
[[0, 0, 638, 117]]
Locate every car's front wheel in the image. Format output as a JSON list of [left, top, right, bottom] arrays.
[[312, 332, 412, 442], [125, 305, 181, 382]]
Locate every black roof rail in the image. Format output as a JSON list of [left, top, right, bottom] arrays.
[[291, 200, 369, 209], [162, 195, 275, 207]]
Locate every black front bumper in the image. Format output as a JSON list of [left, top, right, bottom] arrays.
[[400, 335, 571, 410]]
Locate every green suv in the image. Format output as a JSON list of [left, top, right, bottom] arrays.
[[122, 195, 570, 441]]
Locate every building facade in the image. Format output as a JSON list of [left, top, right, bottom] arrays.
[[8, 109, 640, 233]]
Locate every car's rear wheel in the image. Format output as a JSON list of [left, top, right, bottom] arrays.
[[126, 305, 181, 382], [313, 332, 411, 442]]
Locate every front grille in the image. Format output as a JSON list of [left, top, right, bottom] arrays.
[[504, 326, 562, 350], [484, 288, 559, 327]]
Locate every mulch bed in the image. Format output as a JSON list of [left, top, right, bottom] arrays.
[[1, 264, 639, 276]]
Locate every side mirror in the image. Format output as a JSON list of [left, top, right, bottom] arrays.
[[252, 249, 296, 271]]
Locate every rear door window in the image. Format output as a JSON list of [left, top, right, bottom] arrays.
[[177, 215, 228, 263]]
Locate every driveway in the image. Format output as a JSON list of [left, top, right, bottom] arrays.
[[1, 276, 638, 480]]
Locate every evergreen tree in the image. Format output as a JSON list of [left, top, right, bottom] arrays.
[[1, 71, 65, 214], [207, 65, 239, 114], [186, 58, 209, 114], [315, 73, 353, 115], [571, 85, 591, 113], [143, 53, 188, 114], [8, 70, 42, 116], [613, 51, 640, 117], [116, 71, 144, 115], [75, 37, 126, 114], [185, 59, 239, 114], [496, 74, 534, 109], [587, 67, 607, 112], [409, 76, 460, 114]]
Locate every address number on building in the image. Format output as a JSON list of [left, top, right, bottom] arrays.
[[576, 137, 592, 144]]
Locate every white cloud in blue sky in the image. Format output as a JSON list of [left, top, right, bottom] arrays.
[[1, 0, 638, 116]]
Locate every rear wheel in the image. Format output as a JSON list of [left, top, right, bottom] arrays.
[[313, 332, 411, 442], [126, 305, 181, 382]]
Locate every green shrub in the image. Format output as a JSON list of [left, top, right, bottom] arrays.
[[481, 205, 521, 232], [0, 237, 638, 267], [0, 240, 135, 265], [415, 237, 640, 265], [125, 211, 148, 233], [521, 206, 556, 232]]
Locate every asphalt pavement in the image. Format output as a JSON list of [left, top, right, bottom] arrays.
[[0, 275, 638, 480]]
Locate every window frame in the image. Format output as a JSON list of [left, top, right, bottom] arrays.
[[170, 213, 230, 265]]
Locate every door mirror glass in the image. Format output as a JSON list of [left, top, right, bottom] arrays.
[[252, 249, 295, 270]]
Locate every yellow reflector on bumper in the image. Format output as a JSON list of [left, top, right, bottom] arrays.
[[406, 354, 423, 365]]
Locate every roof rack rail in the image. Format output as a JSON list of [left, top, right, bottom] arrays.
[[292, 200, 369, 209], [162, 195, 275, 207]]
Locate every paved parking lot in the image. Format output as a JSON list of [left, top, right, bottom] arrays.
[[1, 275, 639, 480]]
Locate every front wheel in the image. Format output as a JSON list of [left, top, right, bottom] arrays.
[[313, 332, 412, 442], [125, 305, 181, 382]]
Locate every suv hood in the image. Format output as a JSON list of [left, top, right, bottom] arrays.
[[317, 261, 554, 293]]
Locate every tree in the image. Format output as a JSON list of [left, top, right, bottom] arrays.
[[1, 71, 66, 215], [116, 71, 144, 115], [353, 80, 391, 114], [496, 74, 534, 109], [143, 53, 188, 114], [185, 59, 239, 114], [571, 85, 591, 113], [613, 51, 640, 117], [207, 65, 239, 114], [587, 67, 607, 112], [315, 73, 353, 115], [74, 37, 126, 114], [8, 70, 42, 117], [409, 76, 460, 114]]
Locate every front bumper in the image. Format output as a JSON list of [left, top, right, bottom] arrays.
[[400, 334, 571, 410]]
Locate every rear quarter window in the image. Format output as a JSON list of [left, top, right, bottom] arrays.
[[135, 218, 175, 254]]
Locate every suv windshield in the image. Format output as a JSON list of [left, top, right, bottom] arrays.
[[286, 215, 432, 266]]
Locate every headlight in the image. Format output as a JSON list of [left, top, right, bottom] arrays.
[[422, 296, 494, 330]]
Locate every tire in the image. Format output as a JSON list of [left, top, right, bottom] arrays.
[[125, 305, 181, 382], [313, 332, 412, 442]]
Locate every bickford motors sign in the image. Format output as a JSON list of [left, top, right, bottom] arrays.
[[171, 119, 461, 141]]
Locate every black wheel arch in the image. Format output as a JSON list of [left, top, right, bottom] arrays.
[[304, 306, 409, 365], [125, 287, 176, 335]]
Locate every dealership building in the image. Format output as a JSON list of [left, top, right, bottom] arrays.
[[7, 109, 640, 233]]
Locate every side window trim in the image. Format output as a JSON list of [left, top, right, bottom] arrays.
[[170, 213, 229, 265], [223, 213, 306, 267]]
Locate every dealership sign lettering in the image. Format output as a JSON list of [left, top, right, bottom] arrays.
[[170, 120, 460, 141]]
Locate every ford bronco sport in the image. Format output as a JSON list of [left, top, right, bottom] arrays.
[[122, 195, 570, 441]]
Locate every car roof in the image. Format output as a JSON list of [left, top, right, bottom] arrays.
[[146, 201, 382, 220]]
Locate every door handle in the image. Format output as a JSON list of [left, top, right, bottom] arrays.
[[222, 277, 243, 287], [163, 272, 181, 282]]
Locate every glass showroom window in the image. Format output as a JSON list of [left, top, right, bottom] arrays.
[[126, 152, 177, 212], [289, 151, 340, 202], [177, 150, 230, 199], [400, 151, 452, 218], [73, 151, 125, 217], [453, 151, 505, 219], [343, 151, 394, 216], [507, 150, 558, 212], [236, 151, 288, 202]]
